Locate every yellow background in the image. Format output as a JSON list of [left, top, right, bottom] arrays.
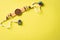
[[0, 0, 60, 40]]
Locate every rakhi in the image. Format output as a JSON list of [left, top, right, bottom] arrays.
[[0, 1, 44, 28]]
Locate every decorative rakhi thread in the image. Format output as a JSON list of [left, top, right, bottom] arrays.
[[0, 1, 44, 28]]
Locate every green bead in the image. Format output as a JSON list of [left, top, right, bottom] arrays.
[[18, 20, 22, 25], [38, 1, 44, 6]]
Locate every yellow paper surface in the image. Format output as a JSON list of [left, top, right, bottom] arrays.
[[0, 0, 60, 40]]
